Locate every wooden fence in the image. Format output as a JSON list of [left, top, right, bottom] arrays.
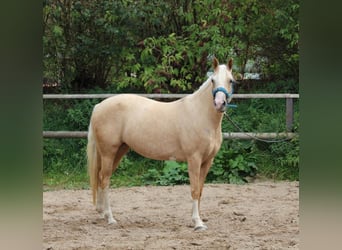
[[43, 93, 299, 140]]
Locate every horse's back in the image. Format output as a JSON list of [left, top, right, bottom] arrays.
[[95, 94, 180, 113]]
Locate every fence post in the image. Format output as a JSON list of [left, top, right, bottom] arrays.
[[286, 98, 294, 132]]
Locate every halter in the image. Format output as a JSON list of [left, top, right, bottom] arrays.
[[212, 79, 234, 100]]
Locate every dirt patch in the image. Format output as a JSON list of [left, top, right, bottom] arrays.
[[43, 181, 299, 249]]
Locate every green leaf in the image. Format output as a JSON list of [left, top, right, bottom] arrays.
[[52, 25, 63, 36]]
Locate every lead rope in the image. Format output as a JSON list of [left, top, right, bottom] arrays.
[[223, 112, 292, 143]]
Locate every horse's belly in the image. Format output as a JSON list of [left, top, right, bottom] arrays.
[[129, 142, 185, 161], [123, 131, 186, 161]]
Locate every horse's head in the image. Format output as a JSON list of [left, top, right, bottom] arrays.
[[211, 57, 235, 113]]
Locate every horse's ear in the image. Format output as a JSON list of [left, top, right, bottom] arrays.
[[213, 57, 219, 70], [227, 58, 233, 71]]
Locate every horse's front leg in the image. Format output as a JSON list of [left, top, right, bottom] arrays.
[[188, 157, 208, 231]]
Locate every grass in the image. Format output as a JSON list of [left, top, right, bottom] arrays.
[[43, 171, 89, 191], [43, 155, 160, 191], [43, 159, 298, 191], [43, 170, 145, 191]]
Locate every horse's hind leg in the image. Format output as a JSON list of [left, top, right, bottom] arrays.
[[95, 154, 105, 214], [98, 154, 116, 224], [97, 144, 129, 225], [112, 143, 129, 173]]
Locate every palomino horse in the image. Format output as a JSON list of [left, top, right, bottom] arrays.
[[87, 57, 235, 231]]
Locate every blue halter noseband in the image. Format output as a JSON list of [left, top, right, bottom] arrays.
[[212, 80, 237, 108], [212, 79, 234, 99], [212, 86, 233, 99]]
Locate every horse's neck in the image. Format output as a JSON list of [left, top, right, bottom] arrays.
[[189, 79, 223, 129]]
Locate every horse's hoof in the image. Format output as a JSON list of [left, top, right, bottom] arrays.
[[98, 213, 105, 219], [194, 225, 208, 232], [107, 219, 117, 225]]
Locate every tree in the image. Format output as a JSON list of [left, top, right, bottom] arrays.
[[43, 0, 299, 93]]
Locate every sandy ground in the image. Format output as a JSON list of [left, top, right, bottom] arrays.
[[43, 181, 299, 250]]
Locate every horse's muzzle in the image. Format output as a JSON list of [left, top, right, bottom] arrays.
[[214, 100, 227, 113]]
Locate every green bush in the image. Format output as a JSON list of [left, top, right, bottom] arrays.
[[208, 140, 257, 184], [264, 137, 299, 180], [43, 98, 96, 175], [43, 0, 298, 92], [142, 161, 189, 186]]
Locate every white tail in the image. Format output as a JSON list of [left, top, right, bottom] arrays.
[[87, 123, 99, 205]]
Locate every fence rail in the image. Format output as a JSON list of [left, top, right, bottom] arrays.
[[43, 93, 299, 140], [43, 93, 299, 99], [43, 131, 297, 140]]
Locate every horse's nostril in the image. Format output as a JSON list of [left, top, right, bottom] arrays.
[[222, 100, 226, 107]]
